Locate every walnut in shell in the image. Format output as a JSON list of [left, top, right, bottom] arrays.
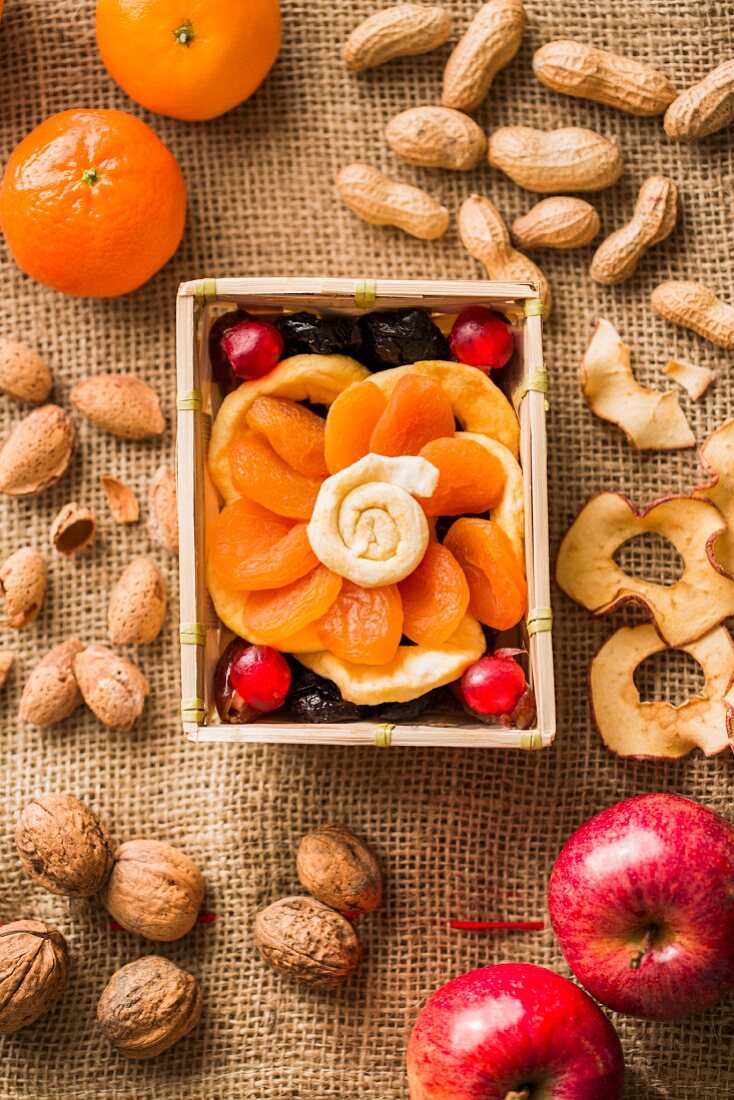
[[0, 404, 75, 496], [0, 338, 52, 404], [297, 825, 383, 913], [19, 638, 84, 727], [108, 557, 167, 645], [0, 547, 46, 628], [70, 375, 164, 440], [254, 896, 361, 989], [49, 503, 97, 556], [97, 955, 202, 1059], [101, 839, 205, 941], [0, 919, 69, 1034], [15, 793, 113, 897], [73, 645, 149, 731], [148, 465, 178, 555]]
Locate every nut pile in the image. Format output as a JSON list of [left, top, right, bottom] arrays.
[[255, 825, 382, 989], [0, 337, 179, 732], [6, 791, 205, 1057]]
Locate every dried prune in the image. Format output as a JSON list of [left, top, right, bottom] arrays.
[[356, 309, 448, 371], [214, 637, 259, 723], [274, 312, 363, 358], [209, 310, 251, 395], [288, 666, 362, 723]]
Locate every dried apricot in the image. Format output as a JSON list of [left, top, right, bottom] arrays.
[[209, 498, 318, 590], [324, 380, 387, 473], [242, 565, 343, 643], [418, 437, 505, 516], [399, 543, 469, 645], [246, 395, 329, 478], [316, 580, 403, 665], [229, 431, 323, 519], [444, 518, 527, 631], [369, 374, 455, 457]]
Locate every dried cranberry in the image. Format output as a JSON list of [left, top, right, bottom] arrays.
[[449, 306, 514, 372], [209, 310, 251, 394], [221, 318, 284, 381], [460, 650, 526, 717], [230, 645, 291, 712], [214, 637, 258, 723]]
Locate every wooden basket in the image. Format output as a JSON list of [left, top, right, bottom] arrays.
[[176, 277, 555, 749]]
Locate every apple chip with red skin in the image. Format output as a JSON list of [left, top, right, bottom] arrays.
[[556, 492, 734, 647], [693, 418, 734, 575], [590, 623, 734, 759], [580, 319, 694, 450]]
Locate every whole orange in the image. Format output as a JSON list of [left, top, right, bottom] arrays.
[[96, 0, 282, 121], [0, 109, 187, 298]]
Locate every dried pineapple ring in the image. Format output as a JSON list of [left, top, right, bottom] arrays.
[[298, 614, 485, 704], [209, 354, 370, 502], [207, 567, 322, 653], [590, 623, 734, 759], [556, 492, 734, 647], [368, 360, 520, 456], [458, 432, 524, 562], [307, 454, 439, 587]]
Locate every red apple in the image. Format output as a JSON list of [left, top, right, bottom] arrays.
[[406, 962, 624, 1100], [549, 792, 734, 1020]]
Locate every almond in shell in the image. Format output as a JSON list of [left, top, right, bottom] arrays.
[[148, 466, 178, 554], [0, 338, 52, 404], [0, 548, 47, 628], [19, 638, 84, 727], [0, 404, 75, 496], [50, 503, 97, 556], [73, 645, 149, 731], [108, 557, 166, 645], [0, 651, 14, 691], [70, 375, 164, 440]]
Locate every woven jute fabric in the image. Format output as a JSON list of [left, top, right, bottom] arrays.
[[0, 0, 733, 1096]]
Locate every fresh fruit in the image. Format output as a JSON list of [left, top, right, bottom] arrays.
[[229, 432, 323, 520], [209, 498, 317, 591], [317, 581, 403, 665], [549, 793, 734, 1020], [324, 381, 387, 473], [461, 650, 526, 716], [418, 436, 505, 515], [274, 312, 362, 358], [242, 566, 342, 643], [0, 109, 186, 298], [229, 644, 291, 714], [246, 396, 328, 478], [448, 305, 514, 371], [96, 0, 282, 121], [221, 318, 284, 381], [357, 308, 448, 371], [369, 374, 455, 456], [399, 543, 469, 645], [445, 518, 527, 630], [288, 667, 362, 723], [406, 963, 625, 1100]]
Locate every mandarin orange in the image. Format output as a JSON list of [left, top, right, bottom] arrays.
[[96, 0, 282, 121], [0, 109, 186, 298]]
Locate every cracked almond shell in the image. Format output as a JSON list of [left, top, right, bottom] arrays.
[[101, 475, 139, 524], [73, 645, 149, 731], [19, 638, 84, 727], [97, 955, 202, 1059], [0, 404, 75, 496], [101, 839, 205, 942], [0, 920, 70, 1035], [49, 503, 97, 556], [70, 374, 164, 439], [0, 338, 52, 404], [15, 793, 113, 898], [108, 556, 167, 645], [148, 466, 178, 554], [590, 623, 734, 759], [0, 547, 46, 628]]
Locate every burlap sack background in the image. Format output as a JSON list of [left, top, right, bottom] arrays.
[[0, 0, 732, 1096]]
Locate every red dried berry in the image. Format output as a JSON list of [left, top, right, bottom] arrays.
[[221, 318, 284, 380], [449, 306, 514, 372], [230, 645, 291, 714], [461, 651, 526, 717]]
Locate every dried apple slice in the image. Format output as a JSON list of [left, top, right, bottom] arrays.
[[580, 319, 694, 450], [693, 419, 734, 575], [663, 358, 715, 400], [556, 492, 734, 646], [590, 623, 734, 759]]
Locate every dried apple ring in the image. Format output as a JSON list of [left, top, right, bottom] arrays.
[[209, 354, 370, 502], [590, 623, 734, 759], [298, 614, 485, 705], [556, 492, 734, 647], [368, 360, 519, 456], [694, 418, 734, 574]]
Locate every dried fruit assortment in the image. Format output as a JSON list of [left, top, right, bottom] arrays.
[[207, 305, 534, 727]]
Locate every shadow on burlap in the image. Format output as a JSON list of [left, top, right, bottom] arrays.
[[0, 1, 733, 1096]]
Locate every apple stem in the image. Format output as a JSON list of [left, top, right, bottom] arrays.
[[630, 925, 658, 969], [505, 1091, 531, 1100]]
